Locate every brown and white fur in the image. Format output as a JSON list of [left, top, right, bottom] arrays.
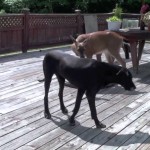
[[71, 31, 126, 68]]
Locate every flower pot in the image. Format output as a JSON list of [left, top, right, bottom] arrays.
[[107, 21, 122, 31]]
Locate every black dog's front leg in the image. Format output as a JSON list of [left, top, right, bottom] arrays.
[[86, 90, 106, 128], [69, 89, 85, 126]]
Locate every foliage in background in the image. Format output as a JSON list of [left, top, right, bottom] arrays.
[[106, 3, 122, 22], [0, 0, 144, 13], [145, 0, 150, 3], [121, 0, 141, 13], [113, 3, 122, 18], [4, 0, 24, 13], [0, 9, 6, 14], [22, 0, 53, 13], [106, 16, 121, 22]]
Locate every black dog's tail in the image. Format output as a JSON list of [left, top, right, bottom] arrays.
[[38, 54, 53, 83]]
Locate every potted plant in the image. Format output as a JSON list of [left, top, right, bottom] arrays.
[[106, 4, 122, 30]]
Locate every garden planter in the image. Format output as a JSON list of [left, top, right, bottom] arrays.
[[107, 21, 122, 31]]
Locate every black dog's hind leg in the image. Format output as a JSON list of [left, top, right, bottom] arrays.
[[69, 89, 85, 126], [43, 58, 53, 119], [56, 74, 68, 114], [86, 90, 106, 128], [44, 73, 53, 119]]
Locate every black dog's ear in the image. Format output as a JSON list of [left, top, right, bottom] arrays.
[[116, 68, 129, 76], [116, 69, 122, 76]]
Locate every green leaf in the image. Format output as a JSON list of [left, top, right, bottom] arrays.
[[106, 16, 121, 22]]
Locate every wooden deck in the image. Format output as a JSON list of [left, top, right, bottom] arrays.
[[0, 45, 150, 150]]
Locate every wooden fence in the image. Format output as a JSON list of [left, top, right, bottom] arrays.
[[0, 9, 140, 54]]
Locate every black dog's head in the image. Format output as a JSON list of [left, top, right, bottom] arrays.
[[116, 68, 136, 91], [97, 62, 136, 91]]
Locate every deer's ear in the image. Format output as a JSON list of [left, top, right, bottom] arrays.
[[70, 35, 76, 42], [70, 35, 78, 47]]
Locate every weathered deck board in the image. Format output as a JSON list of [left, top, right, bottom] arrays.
[[32, 77, 150, 150], [0, 46, 150, 150]]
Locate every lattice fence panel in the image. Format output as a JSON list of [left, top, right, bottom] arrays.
[[0, 15, 23, 29], [29, 15, 77, 28], [97, 14, 112, 31], [28, 14, 80, 48]]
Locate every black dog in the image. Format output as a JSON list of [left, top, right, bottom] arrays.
[[43, 50, 136, 128]]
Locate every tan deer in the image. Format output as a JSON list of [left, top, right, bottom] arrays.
[[71, 31, 126, 68]]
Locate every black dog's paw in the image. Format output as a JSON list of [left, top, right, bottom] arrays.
[[62, 108, 68, 114], [96, 122, 106, 128], [44, 112, 51, 119], [69, 118, 76, 126]]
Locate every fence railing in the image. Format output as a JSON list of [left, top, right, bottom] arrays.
[[0, 10, 140, 54]]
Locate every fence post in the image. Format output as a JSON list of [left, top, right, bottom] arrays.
[[22, 8, 30, 53], [75, 9, 82, 35]]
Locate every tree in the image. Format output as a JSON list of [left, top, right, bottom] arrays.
[[121, 0, 141, 13], [0, 0, 5, 11], [0, 0, 144, 13], [3, 0, 25, 13], [23, 0, 69, 13]]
